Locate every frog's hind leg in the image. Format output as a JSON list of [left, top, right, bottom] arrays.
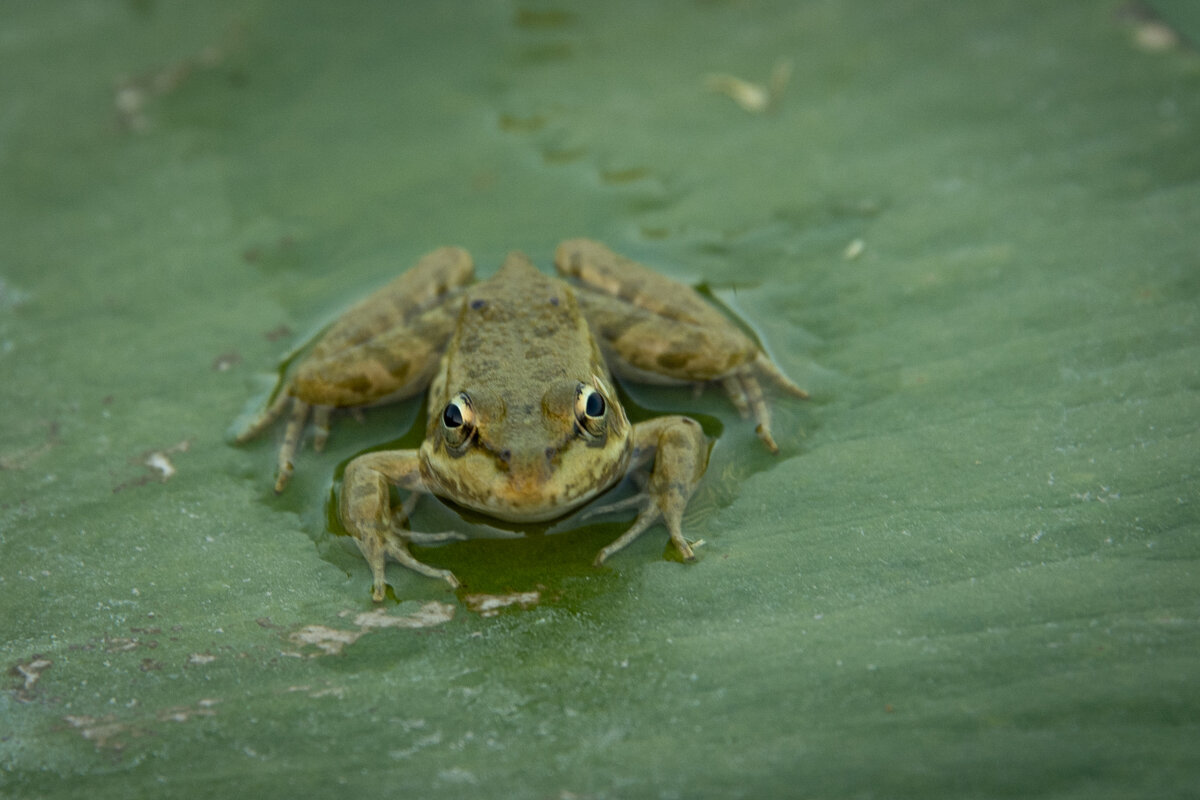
[[311, 404, 333, 452], [558, 239, 809, 454], [235, 389, 332, 491], [234, 386, 293, 444], [274, 398, 312, 492], [275, 400, 334, 490], [720, 376, 751, 418], [236, 246, 475, 491]]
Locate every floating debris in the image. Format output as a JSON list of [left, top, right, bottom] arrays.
[[705, 58, 793, 114], [144, 452, 177, 480], [1116, 1, 1193, 53], [114, 439, 191, 492], [114, 22, 245, 132], [211, 351, 242, 372], [10, 655, 52, 700], [145, 439, 190, 481]]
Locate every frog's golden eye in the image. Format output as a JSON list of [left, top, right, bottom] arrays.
[[441, 392, 475, 450], [574, 383, 607, 439]]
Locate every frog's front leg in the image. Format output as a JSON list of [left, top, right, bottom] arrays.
[[340, 450, 460, 601], [596, 416, 709, 566]]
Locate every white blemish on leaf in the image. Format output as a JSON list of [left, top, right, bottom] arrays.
[[290, 601, 456, 656], [289, 625, 365, 656], [463, 591, 540, 618], [354, 600, 455, 629]]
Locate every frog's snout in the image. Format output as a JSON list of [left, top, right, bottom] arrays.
[[502, 448, 555, 499]]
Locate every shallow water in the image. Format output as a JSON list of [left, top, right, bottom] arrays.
[[3, 2, 1199, 798]]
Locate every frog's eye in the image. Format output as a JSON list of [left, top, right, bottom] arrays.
[[441, 393, 475, 450], [574, 383, 607, 439]]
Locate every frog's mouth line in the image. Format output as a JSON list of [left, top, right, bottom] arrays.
[[421, 438, 634, 524], [457, 482, 610, 523]]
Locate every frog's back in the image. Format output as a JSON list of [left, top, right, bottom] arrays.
[[444, 252, 606, 393]]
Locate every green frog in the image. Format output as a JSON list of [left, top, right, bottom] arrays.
[[237, 239, 806, 600]]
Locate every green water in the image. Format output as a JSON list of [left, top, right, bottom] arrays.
[[2, 2, 1198, 798]]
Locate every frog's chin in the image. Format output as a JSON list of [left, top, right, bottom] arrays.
[[455, 484, 605, 523]]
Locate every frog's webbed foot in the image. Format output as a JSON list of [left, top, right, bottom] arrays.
[[341, 451, 460, 601], [355, 522, 460, 601], [579, 469, 651, 521], [595, 500, 688, 565], [234, 387, 336, 492], [721, 354, 810, 454], [581, 491, 648, 521], [595, 415, 708, 567]]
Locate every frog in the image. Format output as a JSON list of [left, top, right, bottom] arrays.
[[236, 239, 807, 601]]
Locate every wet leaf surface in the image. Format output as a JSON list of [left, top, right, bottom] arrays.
[[2, 2, 1198, 798]]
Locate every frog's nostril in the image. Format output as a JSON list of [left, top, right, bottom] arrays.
[[499, 448, 512, 464], [544, 446, 555, 460]]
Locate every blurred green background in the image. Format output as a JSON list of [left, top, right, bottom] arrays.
[[2, 2, 1198, 798]]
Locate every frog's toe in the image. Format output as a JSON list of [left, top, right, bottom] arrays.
[[755, 353, 809, 399], [405, 530, 468, 545], [727, 371, 785, 454], [755, 423, 781, 454], [311, 405, 333, 452], [579, 492, 648, 521], [370, 567, 459, 603], [234, 387, 292, 444], [273, 464, 293, 493], [594, 505, 663, 566], [720, 376, 752, 418], [272, 398, 312, 492], [383, 538, 460, 589]]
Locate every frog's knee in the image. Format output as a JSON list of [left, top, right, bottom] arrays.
[[663, 418, 706, 449]]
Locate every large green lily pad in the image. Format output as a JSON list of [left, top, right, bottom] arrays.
[[2, 2, 1198, 798]]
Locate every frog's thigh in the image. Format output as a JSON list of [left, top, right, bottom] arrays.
[[292, 325, 449, 408], [340, 451, 458, 599], [576, 290, 759, 384], [555, 239, 724, 325], [610, 315, 760, 384], [315, 246, 474, 358], [597, 416, 709, 565], [293, 247, 474, 409]]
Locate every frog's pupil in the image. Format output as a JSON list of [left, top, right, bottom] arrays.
[[443, 403, 464, 428], [585, 391, 605, 418]]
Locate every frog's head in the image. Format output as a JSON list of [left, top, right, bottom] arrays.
[[419, 374, 632, 522]]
